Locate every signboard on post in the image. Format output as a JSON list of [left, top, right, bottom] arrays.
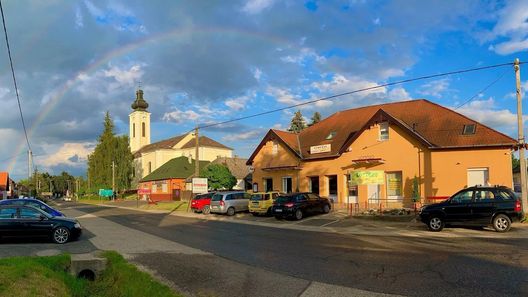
[[349, 170, 385, 186], [192, 178, 208, 194]]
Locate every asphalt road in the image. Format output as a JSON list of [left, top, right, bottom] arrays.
[[56, 202, 527, 297]]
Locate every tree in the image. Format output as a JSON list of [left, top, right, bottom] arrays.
[[512, 155, 520, 170], [308, 112, 322, 127], [288, 110, 307, 133], [200, 164, 237, 190], [87, 112, 134, 193]]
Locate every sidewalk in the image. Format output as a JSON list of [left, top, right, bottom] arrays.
[[71, 199, 528, 239]]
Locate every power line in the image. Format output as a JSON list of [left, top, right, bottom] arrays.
[[0, 0, 32, 153], [197, 61, 517, 130]]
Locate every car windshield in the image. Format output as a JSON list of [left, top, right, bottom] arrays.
[[211, 194, 223, 201], [276, 196, 293, 204], [250, 194, 265, 201]]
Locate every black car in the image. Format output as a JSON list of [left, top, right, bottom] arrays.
[[0, 205, 82, 244], [272, 192, 331, 220], [419, 186, 523, 232]]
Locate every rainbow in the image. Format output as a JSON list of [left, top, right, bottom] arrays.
[[7, 26, 298, 173]]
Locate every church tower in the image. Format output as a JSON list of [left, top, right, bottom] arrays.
[[129, 89, 151, 153]]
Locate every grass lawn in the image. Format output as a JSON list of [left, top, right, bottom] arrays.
[[0, 251, 181, 297], [139, 201, 190, 212]]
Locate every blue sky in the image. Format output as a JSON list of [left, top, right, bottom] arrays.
[[0, 0, 527, 180]]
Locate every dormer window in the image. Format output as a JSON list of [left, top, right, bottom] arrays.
[[379, 122, 389, 141], [463, 124, 476, 135], [326, 131, 336, 140]]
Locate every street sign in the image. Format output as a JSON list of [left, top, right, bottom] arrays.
[[349, 170, 385, 185], [192, 178, 208, 193]]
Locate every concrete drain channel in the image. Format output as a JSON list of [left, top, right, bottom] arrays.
[[70, 251, 107, 281]]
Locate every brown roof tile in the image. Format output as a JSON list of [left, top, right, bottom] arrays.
[[249, 99, 516, 163], [134, 134, 231, 157], [210, 157, 250, 179], [180, 136, 232, 150]]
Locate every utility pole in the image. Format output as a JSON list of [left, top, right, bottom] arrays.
[[194, 127, 199, 177], [112, 160, 115, 201], [514, 58, 528, 215]]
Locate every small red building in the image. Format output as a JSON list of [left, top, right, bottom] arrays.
[[138, 156, 209, 201]]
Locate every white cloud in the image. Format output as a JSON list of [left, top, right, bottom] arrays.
[[418, 78, 450, 98], [311, 74, 386, 97], [253, 68, 262, 81], [281, 47, 326, 65], [225, 95, 249, 111], [0, 87, 10, 99], [39, 142, 94, 168], [388, 87, 410, 101], [162, 108, 200, 123], [223, 129, 264, 141], [75, 6, 84, 28], [242, 0, 276, 14], [267, 87, 302, 105], [485, 2, 528, 55]]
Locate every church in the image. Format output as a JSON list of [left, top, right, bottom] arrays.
[[129, 89, 234, 184]]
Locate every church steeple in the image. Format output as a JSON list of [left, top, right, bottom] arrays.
[[131, 89, 149, 111]]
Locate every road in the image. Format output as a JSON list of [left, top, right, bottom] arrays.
[[2, 202, 527, 297]]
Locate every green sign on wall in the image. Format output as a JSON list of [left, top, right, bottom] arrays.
[[349, 170, 385, 186]]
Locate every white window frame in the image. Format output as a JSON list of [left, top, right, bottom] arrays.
[[379, 122, 389, 141], [282, 176, 293, 193]]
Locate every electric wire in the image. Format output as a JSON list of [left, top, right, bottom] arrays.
[[0, 1, 32, 151], [196, 61, 516, 131]]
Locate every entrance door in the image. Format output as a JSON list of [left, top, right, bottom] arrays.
[[346, 174, 358, 204], [309, 176, 319, 195], [327, 175, 338, 203], [467, 168, 489, 187], [282, 177, 292, 193], [264, 178, 273, 192], [368, 184, 380, 204]]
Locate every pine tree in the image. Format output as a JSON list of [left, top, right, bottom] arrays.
[[288, 110, 307, 133], [87, 112, 133, 193], [308, 112, 322, 127]]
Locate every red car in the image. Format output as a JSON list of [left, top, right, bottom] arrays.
[[190, 192, 215, 214]]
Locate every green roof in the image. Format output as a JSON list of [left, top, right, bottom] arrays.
[[141, 156, 210, 182]]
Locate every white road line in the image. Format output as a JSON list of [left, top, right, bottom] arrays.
[[320, 220, 340, 227]]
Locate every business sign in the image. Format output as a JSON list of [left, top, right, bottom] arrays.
[[192, 178, 208, 194], [349, 170, 385, 186], [310, 144, 331, 154], [137, 188, 151, 195]]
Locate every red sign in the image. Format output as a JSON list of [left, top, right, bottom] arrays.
[[138, 188, 151, 195]]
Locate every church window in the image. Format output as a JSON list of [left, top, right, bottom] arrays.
[[133, 123, 135, 138], [142, 122, 146, 137], [148, 162, 152, 174]]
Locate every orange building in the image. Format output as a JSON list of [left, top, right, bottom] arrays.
[[247, 99, 516, 210]]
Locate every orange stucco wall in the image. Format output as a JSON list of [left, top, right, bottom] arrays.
[[251, 123, 513, 209]]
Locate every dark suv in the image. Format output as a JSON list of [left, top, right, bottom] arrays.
[[419, 186, 523, 232], [272, 192, 331, 220]]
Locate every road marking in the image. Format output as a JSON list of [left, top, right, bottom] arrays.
[[320, 219, 340, 227]]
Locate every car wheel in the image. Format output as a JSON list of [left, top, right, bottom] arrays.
[[52, 227, 70, 244], [227, 207, 235, 216], [492, 214, 511, 232], [427, 216, 444, 232], [295, 209, 303, 220], [202, 205, 210, 215], [252, 212, 259, 216], [322, 204, 330, 214]]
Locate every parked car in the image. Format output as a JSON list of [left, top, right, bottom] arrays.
[[0, 205, 82, 244], [272, 192, 331, 220], [191, 192, 215, 214], [248, 191, 281, 216], [0, 198, 64, 217], [210, 191, 251, 216], [419, 186, 523, 232]]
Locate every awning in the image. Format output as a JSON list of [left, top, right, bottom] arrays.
[[351, 158, 385, 165]]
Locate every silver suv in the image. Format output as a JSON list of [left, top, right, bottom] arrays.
[[210, 191, 250, 216]]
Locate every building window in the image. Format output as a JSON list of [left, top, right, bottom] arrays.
[[327, 175, 338, 203], [272, 141, 278, 155], [309, 176, 319, 195], [379, 122, 389, 141], [263, 178, 273, 192], [462, 124, 476, 135], [467, 168, 489, 187], [282, 177, 292, 193], [133, 123, 135, 138], [326, 131, 337, 140], [142, 122, 146, 137], [386, 171, 402, 199], [148, 162, 152, 174]]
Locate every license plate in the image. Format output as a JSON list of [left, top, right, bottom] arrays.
[[252, 202, 259, 205], [212, 206, 219, 209], [275, 209, 282, 212]]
